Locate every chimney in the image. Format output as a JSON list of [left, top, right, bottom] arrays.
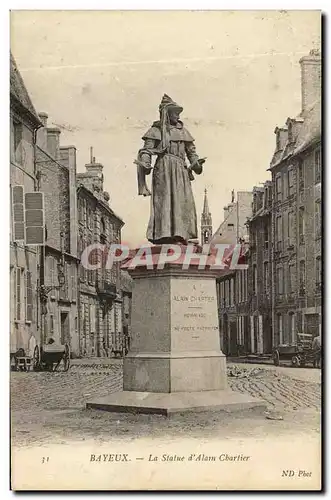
[[36, 112, 48, 150], [85, 155, 104, 192], [299, 49, 321, 114], [274, 126, 288, 151], [60, 146, 78, 257], [46, 127, 61, 159]]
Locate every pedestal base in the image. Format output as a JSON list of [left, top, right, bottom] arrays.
[[86, 390, 266, 416]]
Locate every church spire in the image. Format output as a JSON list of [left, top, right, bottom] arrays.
[[202, 188, 210, 217], [201, 188, 213, 245]]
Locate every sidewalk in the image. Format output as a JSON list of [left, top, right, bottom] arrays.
[[228, 355, 273, 366]]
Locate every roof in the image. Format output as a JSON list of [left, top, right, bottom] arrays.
[[10, 53, 41, 127], [77, 183, 124, 225], [293, 100, 321, 155], [269, 99, 321, 169]]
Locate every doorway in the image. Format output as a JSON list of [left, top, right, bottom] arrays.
[[60, 311, 70, 345]]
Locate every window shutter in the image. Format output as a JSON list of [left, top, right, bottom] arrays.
[[12, 186, 25, 242], [15, 268, 21, 321], [25, 192, 45, 245], [71, 265, 76, 301], [26, 270, 33, 321]]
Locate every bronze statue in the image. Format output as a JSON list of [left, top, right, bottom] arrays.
[[135, 94, 206, 245]]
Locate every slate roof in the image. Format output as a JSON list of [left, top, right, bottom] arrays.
[[10, 53, 41, 126], [269, 100, 321, 169]]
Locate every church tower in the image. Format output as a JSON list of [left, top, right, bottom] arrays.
[[201, 188, 213, 245]]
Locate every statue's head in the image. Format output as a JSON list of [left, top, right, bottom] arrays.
[[159, 94, 183, 125]]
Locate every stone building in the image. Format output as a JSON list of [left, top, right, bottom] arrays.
[[269, 50, 321, 344], [246, 182, 273, 354], [35, 113, 80, 355], [10, 54, 43, 355], [212, 191, 252, 244], [212, 191, 252, 355], [77, 155, 125, 357]]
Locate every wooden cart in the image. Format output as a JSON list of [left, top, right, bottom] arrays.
[[33, 342, 70, 372], [272, 333, 320, 368]]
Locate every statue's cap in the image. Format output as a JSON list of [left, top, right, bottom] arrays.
[[159, 94, 183, 114]]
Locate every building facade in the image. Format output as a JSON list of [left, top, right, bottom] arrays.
[[35, 113, 80, 355], [213, 191, 252, 355], [10, 54, 43, 355], [246, 182, 273, 354], [77, 157, 125, 357], [269, 50, 321, 346]]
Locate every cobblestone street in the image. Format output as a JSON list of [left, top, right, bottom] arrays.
[[11, 360, 321, 448]]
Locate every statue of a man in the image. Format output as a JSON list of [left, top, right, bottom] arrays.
[[135, 94, 206, 245]]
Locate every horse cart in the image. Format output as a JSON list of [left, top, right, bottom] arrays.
[[32, 342, 71, 372], [272, 333, 321, 368]]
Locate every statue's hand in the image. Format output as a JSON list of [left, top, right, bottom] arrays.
[[191, 158, 206, 175], [143, 165, 152, 175]]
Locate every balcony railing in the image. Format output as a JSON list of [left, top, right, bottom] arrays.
[[96, 280, 117, 299]]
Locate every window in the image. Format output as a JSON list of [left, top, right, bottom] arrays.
[[59, 262, 69, 300], [90, 303, 96, 333], [288, 264, 295, 295], [264, 262, 269, 294], [50, 314, 54, 335], [277, 314, 283, 344], [276, 216, 282, 251], [50, 257, 55, 289], [289, 312, 296, 344], [288, 168, 294, 196], [299, 207, 305, 244], [277, 267, 284, 295], [225, 280, 229, 307], [276, 175, 282, 202], [252, 265, 257, 295], [264, 223, 269, 250], [315, 149, 321, 184], [230, 278, 234, 306], [287, 211, 294, 247], [79, 200, 85, 223], [14, 267, 22, 321], [316, 257, 321, 291], [220, 281, 225, 307], [315, 201, 321, 238], [299, 260, 306, 294], [25, 270, 33, 322], [298, 159, 304, 192], [238, 272, 242, 303], [283, 172, 288, 199], [88, 208, 93, 229], [13, 120, 23, 164]]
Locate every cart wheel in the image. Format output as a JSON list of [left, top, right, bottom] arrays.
[[63, 344, 70, 372], [33, 345, 40, 371], [291, 355, 300, 367], [273, 350, 280, 366]]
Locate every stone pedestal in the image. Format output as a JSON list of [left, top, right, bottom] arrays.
[[86, 246, 265, 415]]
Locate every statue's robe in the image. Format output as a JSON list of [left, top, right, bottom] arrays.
[[139, 120, 202, 245]]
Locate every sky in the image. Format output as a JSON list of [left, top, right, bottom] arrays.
[[10, 10, 321, 247]]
